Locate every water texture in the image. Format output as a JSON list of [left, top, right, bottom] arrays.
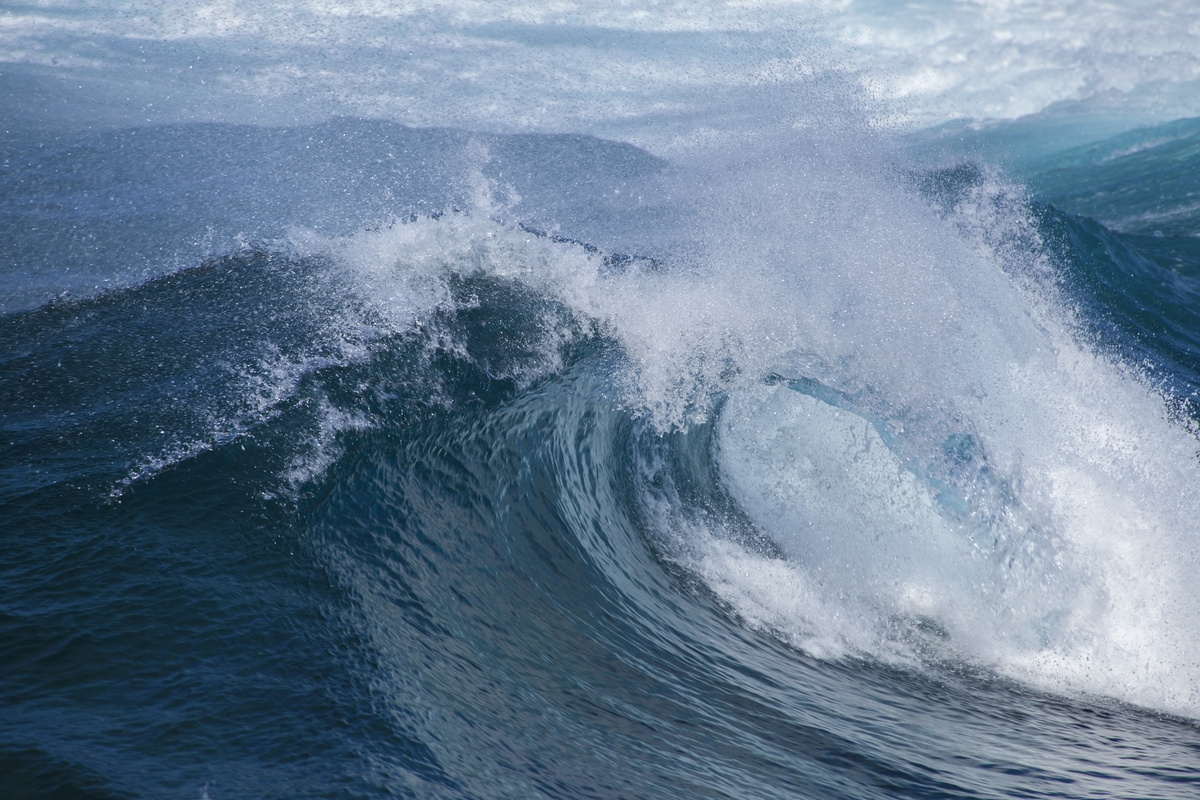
[[3, 3, 1200, 798]]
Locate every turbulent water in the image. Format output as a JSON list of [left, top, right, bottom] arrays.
[[4, 3, 1200, 799]]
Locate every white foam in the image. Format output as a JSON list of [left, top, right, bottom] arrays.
[[677, 151, 1200, 716], [312, 141, 1200, 717], [5, 1, 1199, 137], [719, 386, 978, 611]]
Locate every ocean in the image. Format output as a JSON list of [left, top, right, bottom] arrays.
[[3, 2, 1200, 798]]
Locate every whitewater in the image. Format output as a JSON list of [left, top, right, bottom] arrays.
[[3, 2, 1200, 798]]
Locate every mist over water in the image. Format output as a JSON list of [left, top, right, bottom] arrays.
[[4, 2, 1200, 799]]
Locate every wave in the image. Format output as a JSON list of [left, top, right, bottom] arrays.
[[8, 1, 1200, 795], [6, 113, 1200, 797], [10, 136, 1200, 720], [264, 161, 1200, 714]]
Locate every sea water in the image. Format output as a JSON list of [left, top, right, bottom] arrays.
[[3, 3, 1200, 798]]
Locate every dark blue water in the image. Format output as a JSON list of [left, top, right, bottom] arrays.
[[3, 118, 1200, 800]]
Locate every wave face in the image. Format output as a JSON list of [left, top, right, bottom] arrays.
[[4, 5, 1200, 799]]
